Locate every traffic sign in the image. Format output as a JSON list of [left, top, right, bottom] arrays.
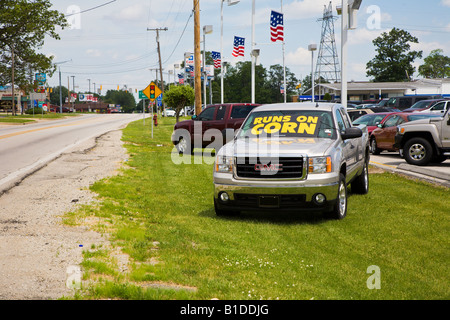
[[143, 82, 161, 101], [138, 90, 147, 100]]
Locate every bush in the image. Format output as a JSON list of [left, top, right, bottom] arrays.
[[25, 107, 47, 115]]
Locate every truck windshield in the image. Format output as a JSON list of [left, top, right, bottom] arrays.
[[238, 110, 336, 139]]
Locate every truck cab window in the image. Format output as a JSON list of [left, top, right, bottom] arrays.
[[215, 105, 226, 120], [335, 110, 347, 134], [197, 107, 215, 121]]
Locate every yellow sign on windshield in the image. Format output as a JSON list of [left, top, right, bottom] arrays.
[[250, 115, 319, 136]]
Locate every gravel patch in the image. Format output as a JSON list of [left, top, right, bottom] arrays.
[[0, 130, 127, 300]]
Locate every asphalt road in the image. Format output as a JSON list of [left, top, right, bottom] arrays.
[[369, 151, 450, 188], [0, 113, 145, 194]]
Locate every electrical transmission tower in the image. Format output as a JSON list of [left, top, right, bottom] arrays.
[[315, 2, 340, 84]]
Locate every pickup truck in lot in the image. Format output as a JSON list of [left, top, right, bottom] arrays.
[[171, 103, 260, 154], [213, 103, 370, 219], [394, 108, 450, 166]]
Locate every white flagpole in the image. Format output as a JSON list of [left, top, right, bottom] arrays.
[[281, 0, 286, 103]]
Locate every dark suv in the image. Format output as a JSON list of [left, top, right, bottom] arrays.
[[386, 95, 442, 110], [171, 103, 260, 154]]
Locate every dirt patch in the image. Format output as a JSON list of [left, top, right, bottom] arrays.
[[0, 130, 127, 300]]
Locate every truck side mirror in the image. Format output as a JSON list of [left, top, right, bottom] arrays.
[[341, 127, 362, 140]]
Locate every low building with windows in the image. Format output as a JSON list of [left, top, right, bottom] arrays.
[[294, 78, 450, 102]]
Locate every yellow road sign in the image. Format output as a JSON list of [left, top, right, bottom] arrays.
[[143, 82, 162, 101]]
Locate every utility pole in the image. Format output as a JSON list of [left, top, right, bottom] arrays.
[[11, 42, 15, 116], [193, 0, 202, 115], [71, 76, 75, 111], [147, 27, 168, 96]]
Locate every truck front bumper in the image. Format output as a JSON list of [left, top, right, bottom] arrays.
[[214, 178, 339, 213]]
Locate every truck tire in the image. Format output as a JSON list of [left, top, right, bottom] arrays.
[[176, 135, 193, 155], [326, 174, 347, 220], [351, 160, 369, 194], [403, 137, 433, 166]]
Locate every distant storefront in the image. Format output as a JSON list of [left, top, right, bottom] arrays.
[[295, 78, 450, 102]]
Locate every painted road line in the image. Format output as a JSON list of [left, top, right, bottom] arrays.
[[0, 117, 100, 140], [369, 160, 397, 170]]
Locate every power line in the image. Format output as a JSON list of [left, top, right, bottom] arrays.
[[65, 0, 117, 17]]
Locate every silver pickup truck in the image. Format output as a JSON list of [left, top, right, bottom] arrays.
[[213, 103, 370, 219]]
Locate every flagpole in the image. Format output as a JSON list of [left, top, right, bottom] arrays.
[[220, 0, 224, 104], [281, 0, 286, 103], [251, 0, 255, 104]]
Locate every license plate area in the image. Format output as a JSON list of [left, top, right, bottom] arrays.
[[258, 195, 280, 208]]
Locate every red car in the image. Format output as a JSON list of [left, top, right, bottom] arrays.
[[370, 112, 442, 155], [352, 112, 394, 136]]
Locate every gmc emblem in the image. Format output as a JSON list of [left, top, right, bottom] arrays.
[[254, 163, 283, 172]]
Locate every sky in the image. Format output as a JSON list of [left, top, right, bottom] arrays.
[[42, 0, 450, 100]]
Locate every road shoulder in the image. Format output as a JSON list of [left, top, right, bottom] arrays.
[[0, 129, 126, 299]]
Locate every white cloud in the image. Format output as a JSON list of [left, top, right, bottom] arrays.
[[410, 41, 450, 56], [442, 0, 450, 7], [283, 0, 340, 20], [86, 49, 102, 57], [286, 46, 312, 66], [105, 3, 147, 23]]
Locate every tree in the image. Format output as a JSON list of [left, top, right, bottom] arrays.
[[0, 0, 68, 114], [267, 64, 299, 103], [418, 49, 450, 79], [163, 85, 195, 122], [366, 28, 422, 82], [49, 86, 68, 106], [103, 90, 136, 113]]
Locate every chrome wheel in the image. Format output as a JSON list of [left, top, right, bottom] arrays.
[[408, 143, 426, 161], [337, 180, 347, 218]]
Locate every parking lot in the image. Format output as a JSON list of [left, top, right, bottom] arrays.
[[369, 152, 450, 188]]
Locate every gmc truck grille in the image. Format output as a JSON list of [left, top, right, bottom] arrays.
[[235, 157, 305, 179]]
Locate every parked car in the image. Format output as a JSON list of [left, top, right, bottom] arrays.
[[164, 108, 176, 117], [370, 113, 443, 155], [348, 107, 402, 122], [348, 109, 374, 121], [352, 112, 395, 136], [385, 95, 442, 110], [417, 100, 449, 114], [213, 102, 370, 219], [376, 98, 389, 107], [402, 99, 446, 113], [394, 109, 450, 166], [172, 103, 261, 154]]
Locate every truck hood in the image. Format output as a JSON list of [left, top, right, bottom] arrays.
[[398, 117, 441, 128], [220, 137, 336, 157]]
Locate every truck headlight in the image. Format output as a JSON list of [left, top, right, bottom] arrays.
[[308, 156, 332, 174], [397, 126, 405, 134], [215, 155, 233, 173]]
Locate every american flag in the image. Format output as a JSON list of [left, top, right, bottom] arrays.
[[188, 65, 194, 77], [212, 51, 221, 69], [270, 10, 284, 42], [178, 74, 184, 84], [232, 36, 245, 57]]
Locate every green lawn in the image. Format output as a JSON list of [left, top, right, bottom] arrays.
[[64, 116, 449, 300], [0, 117, 35, 124], [0, 113, 81, 123]]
